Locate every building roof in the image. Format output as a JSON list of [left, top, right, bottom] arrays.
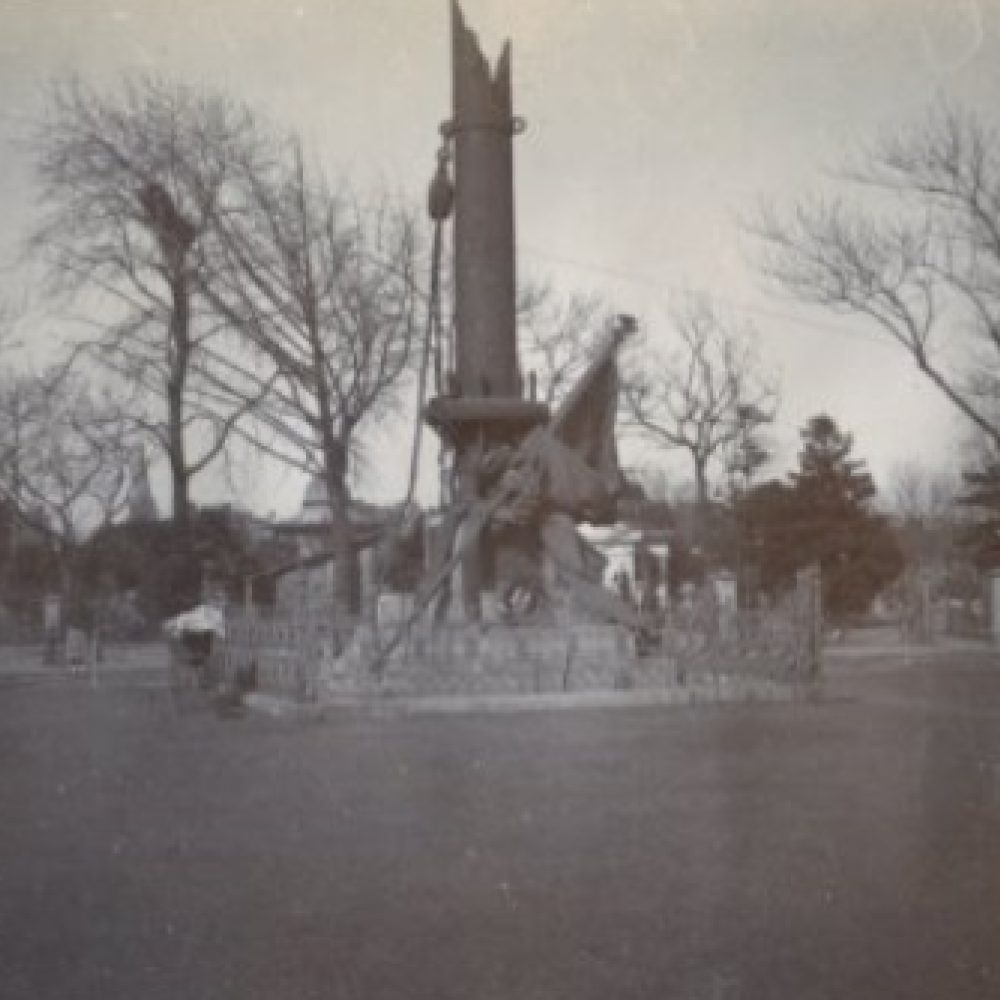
[[302, 474, 329, 513]]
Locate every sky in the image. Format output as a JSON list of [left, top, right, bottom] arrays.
[[1, 0, 998, 517]]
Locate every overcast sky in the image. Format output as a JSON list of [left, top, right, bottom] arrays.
[[2, 0, 998, 516]]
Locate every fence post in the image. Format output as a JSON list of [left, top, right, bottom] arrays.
[[799, 565, 822, 676]]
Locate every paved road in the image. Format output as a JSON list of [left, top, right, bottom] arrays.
[[1, 652, 999, 999]]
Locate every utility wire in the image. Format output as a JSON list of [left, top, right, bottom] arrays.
[[517, 241, 900, 350]]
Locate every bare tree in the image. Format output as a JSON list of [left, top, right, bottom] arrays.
[[748, 104, 1000, 452], [517, 279, 611, 406], [889, 460, 958, 523], [622, 292, 779, 510], [0, 366, 131, 620], [27, 75, 277, 526], [203, 148, 422, 611], [0, 300, 18, 355], [888, 461, 963, 639]]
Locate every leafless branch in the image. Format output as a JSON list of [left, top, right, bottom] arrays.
[[747, 103, 1000, 452], [25, 74, 282, 524], [621, 292, 779, 508]]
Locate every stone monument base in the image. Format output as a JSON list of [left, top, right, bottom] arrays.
[[318, 622, 658, 700]]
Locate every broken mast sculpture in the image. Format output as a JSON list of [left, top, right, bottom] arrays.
[[425, 2, 549, 622], [415, 2, 636, 633]]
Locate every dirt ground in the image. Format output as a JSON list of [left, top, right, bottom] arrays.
[[1, 648, 999, 999]]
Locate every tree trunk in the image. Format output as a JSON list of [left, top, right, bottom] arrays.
[[323, 437, 359, 618], [167, 273, 192, 529], [693, 454, 712, 545], [57, 543, 80, 631], [170, 456, 191, 531], [694, 457, 710, 508]]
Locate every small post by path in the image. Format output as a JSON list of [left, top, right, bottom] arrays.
[[89, 630, 100, 688]]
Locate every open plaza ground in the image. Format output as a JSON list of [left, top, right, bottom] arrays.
[[1, 636, 1000, 999]]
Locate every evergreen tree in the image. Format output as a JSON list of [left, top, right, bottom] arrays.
[[738, 479, 801, 599], [743, 415, 903, 622], [788, 415, 902, 623], [791, 415, 876, 507]]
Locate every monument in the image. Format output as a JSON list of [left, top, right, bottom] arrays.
[[126, 445, 158, 523], [424, 2, 550, 623], [222, 4, 824, 700], [312, 2, 643, 687], [414, 3, 640, 634]]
